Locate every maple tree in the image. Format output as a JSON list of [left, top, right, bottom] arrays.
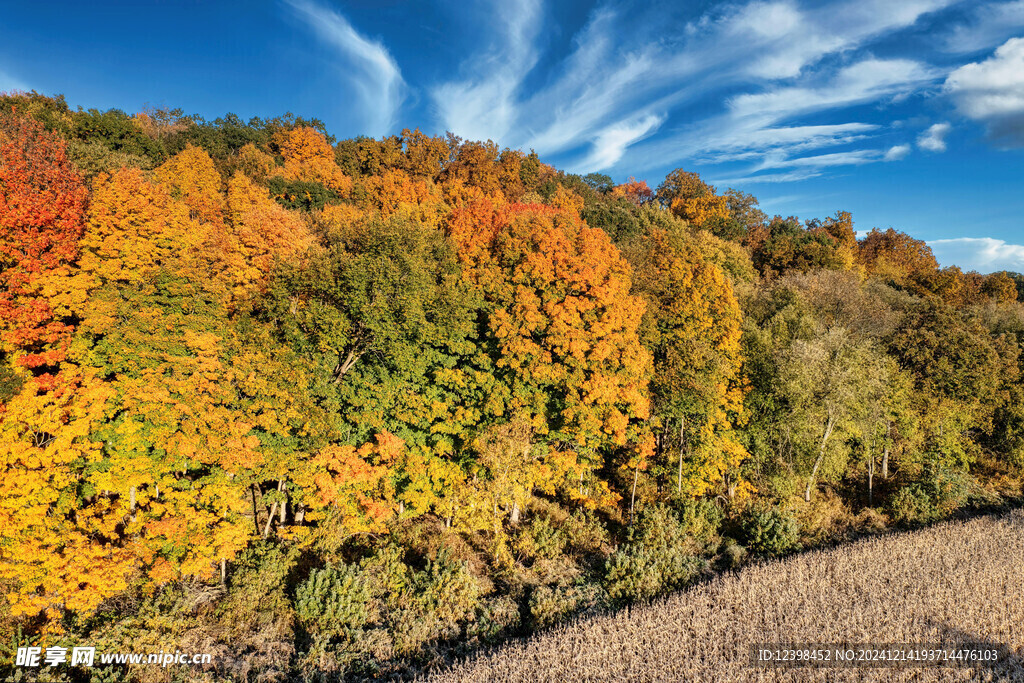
[[275, 126, 352, 197], [0, 114, 88, 378], [449, 197, 652, 507], [656, 169, 729, 230]]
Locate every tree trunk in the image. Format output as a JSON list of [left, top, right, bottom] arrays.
[[263, 502, 278, 538], [882, 446, 889, 479], [129, 486, 136, 522], [868, 451, 874, 507], [332, 347, 362, 385], [278, 480, 287, 525], [251, 486, 261, 534], [677, 419, 686, 496], [804, 414, 836, 502], [510, 501, 520, 525], [630, 462, 639, 526]]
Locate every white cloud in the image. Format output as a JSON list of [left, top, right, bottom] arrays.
[[427, 0, 952, 178], [285, 0, 405, 137], [431, 0, 542, 143], [884, 143, 911, 160], [943, 1, 1024, 53], [571, 113, 665, 172], [713, 169, 827, 184], [727, 58, 936, 120], [917, 122, 951, 151], [758, 149, 885, 169], [945, 37, 1024, 145], [929, 237, 1024, 273]]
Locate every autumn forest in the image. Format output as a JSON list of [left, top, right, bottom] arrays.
[[1, 92, 1023, 681]]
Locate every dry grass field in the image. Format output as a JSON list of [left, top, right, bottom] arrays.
[[428, 510, 1024, 682]]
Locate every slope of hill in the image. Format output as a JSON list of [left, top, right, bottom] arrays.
[[428, 510, 1024, 682]]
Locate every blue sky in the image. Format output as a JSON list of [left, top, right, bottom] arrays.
[[2, 0, 1023, 272]]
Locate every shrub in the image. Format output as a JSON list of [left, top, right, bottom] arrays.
[[740, 506, 799, 556], [515, 515, 566, 561], [604, 505, 705, 603], [528, 584, 604, 628], [674, 498, 725, 552], [467, 595, 520, 642], [721, 538, 748, 568], [561, 508, 610, 555], [391, 550, 480, 655], [890, 467, 975, 525], [295, 562, 371, 641]]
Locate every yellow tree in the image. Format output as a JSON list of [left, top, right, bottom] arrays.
[[214, 172, 313, 303], [656, 169, 729, 230], [154, 144, 225, 226], [276, 126, 352, 196], [624, 222, 749, 500]]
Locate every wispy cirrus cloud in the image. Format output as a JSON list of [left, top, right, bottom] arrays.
[[428, 0, 955, 179], [431, 0, 542, 143], [569, 113, 665, 172], [284, 0, 405, 137]]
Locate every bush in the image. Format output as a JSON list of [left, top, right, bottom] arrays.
[[890, 467, 975, 525], [741, 506, 799, 556], [604, 505, 705, 603], [295, 562, 371, 641], [528, 584, 604, 628], [515, 515, 566, 561], [467, 595, 520, 642], [721, 538, 748, 568], [674, 498, 725, 552], [391, 549, 480, 655], [561, 508, 610, 555]]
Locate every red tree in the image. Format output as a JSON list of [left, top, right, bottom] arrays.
[[0, 113, 87, 379]]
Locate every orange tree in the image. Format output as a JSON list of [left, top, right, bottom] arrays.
[[448, 197, 653, 509]]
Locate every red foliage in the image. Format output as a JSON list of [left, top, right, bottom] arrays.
[[0, 113, 87, 371]]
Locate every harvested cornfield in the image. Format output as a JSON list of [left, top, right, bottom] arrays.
[[428, 510, 1024, 682]]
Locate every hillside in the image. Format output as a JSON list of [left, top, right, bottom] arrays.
[[1, 92, 1024, 681], [429, 510, 1024, 683]]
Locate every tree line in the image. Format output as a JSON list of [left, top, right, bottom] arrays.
[[2, 91, 1022, 679]]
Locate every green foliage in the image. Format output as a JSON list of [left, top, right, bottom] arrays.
[[740, 506, 800, 557], [889, 467, 975, 525], [0, 353, 22, 404], [582, 199, 643, 244], [528, 583, 603, 628], [467, 595, 520, 642], [604, 505, 707, 603], [65, 139, 155, 179], [516, 515, 566, 561], [560, 509, 610, 556], [72, 108, 166, 161], [267, 176, 342, 211], [296, 562, 372, 641]]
